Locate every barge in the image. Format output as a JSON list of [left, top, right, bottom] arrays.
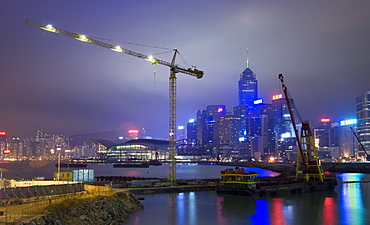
[[217, 167, 337, 197]]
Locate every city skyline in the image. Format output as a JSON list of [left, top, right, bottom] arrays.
[[1, 1, 370, 139]]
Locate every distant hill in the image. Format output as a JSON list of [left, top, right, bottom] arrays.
[[69, 131, 119, 147]]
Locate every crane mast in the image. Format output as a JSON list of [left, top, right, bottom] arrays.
[[25, 19, 204, 182], [278, 74, 324, 182]]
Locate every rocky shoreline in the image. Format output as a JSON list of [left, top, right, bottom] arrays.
[[19, 191, 143, 225]]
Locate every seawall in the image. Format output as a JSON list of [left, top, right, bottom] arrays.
[[19, 191, 143, 225]]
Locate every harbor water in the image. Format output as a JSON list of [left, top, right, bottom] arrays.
[[1, 161, 369, 224], [126, 173, 370, 225]]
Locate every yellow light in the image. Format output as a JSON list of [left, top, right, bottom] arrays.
[[42, 24, 57, 33], [78, 34, 90, 42], [112, 45, 123, 52], [146, 55, 158, 65]]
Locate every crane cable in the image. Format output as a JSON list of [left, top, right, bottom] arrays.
[[91, 36, 173, 51]]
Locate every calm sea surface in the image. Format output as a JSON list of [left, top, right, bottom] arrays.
[[1, 161, 369, 225]]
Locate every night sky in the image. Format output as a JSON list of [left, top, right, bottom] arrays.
[[1, 1, 370, 139]]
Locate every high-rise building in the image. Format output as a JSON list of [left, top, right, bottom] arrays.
[[238, 60, 258, 107], [332, 119, 357, 158], [249, 101, 274, 159], [356, 91, 370, 157], [128, 130, 139, 140], [186, 119, 197, 140], [314, 118, 332, 148], [177, 126, 186, 140], [207, 105, 226, 145], [271, 94, 298, 161], [233, 104, 249, 144], [196, 110, 208, 146], [217, 115, 234, 145]]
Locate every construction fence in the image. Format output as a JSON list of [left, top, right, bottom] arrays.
[[0, 184, 114, 223], [0, 182, 84, 202]]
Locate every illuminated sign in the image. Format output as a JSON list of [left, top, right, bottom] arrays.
[[281, 132, 291, 138], [3, 150, 10, 154], [178, 126, 184, 130], [331, 122, 339, 128], [65, 149, 71, 153], [188, 119, 195, 123], [217, 106, 225, 114], [0, 132, 5, 135], [254, 99, 263, 105], [340, 119, 357, 126], [128, 130, 139, 133], [321, 118, 330, 122], [272, 94, 282, 100]]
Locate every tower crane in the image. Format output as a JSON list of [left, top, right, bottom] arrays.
[[24, 19, 204, 182], [278, 74, 324, 182]]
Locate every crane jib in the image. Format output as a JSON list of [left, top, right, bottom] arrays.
[[24, 19, 203, 79]]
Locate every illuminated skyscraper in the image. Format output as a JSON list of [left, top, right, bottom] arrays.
[[187, 119, 197, 140], [196, 110, 208, 146], [128, 130, 139, 139], [314, 119, 332, 148], [271, 94, 297, 160], [356, 91, 370, 156], [238, 59, 258, 107]]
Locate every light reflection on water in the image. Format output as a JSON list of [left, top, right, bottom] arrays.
[[126, 173, 370, 225], [338, 173, 364, 225], [2, 162, 369, 224]]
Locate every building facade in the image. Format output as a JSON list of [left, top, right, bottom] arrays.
[[238, 63, 258, 107], [356, 91, 370, 157]]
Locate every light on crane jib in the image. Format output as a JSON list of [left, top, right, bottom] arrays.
[[78, 35, 89, 42], [43, 24, 56, 33], [146, 55, 158, 65], [112, 45, 123, 53]]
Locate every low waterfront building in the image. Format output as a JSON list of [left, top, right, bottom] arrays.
[[102, 139, 170, 161]]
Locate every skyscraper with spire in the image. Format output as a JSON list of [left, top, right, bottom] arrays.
[[238, 53, 258, 107]]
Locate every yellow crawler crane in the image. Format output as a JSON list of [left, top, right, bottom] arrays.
[[25, 19, 204, 183], [278, 74, 324, 182]]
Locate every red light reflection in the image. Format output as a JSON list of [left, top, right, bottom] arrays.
[[271, 198, 286, 225], [322, 197, 336, 225]]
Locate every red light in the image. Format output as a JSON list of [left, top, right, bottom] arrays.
[[3, 150, 10, 154], [0, 132, 5, 135], [321, 118, 330, 122], [128, 130, 139, 133]]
